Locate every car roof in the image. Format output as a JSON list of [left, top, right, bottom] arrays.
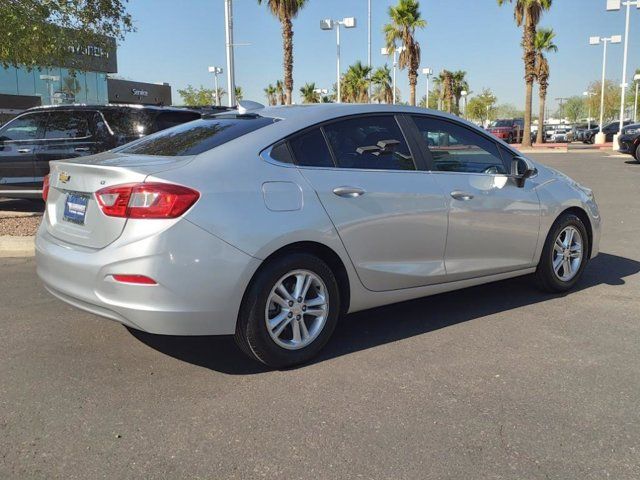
[[25, 104, 200, 114]]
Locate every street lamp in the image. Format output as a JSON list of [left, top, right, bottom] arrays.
[[381, 45, 405, 104], [634, 73, 640, 122], [422, 67, 432, 108], [583, 91, 597, 129], [460, 90, 468, 118], [314, 88, 329, 102], [208, 66, 223, 106], [606, 0, 639, 149], [589, 34, 622, 144], [39, 74, 60, 105], [320, 17, 357, 104]]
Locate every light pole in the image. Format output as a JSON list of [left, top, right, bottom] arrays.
[[321, 17, 357, 104], [461, 90, 468, 118], [224, 0, 236, 107], [589, 34, 622, 144], [606, 0, 639, 149], [422, 67, 432, 108], [367, 0, 371, 102], [634, 73, 640, 122], [583, 91, 596, 129], [381, 45, 405, 104], [314, 88, 329, 102], [39, 74, 60, 105], [208, 66, 223, 106]]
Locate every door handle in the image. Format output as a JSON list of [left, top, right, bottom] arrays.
[[450, 190, 474, 201], [74, 147, 90, 152], [17, 148, 32, 154], [333, 186, 366, 198]]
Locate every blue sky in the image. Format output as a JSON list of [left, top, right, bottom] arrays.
[[117, 0, 640, 111]]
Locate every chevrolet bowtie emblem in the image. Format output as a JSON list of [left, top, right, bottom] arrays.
[[58, 171, 71, 183]]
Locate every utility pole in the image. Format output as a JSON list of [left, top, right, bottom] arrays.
[[555, 97, 568, 120]]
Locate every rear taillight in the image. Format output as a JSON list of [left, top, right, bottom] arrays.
[[95, 182, 200, 219], [42, 174, 50, 202]]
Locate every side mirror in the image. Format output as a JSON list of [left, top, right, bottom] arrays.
[[511, 156, 536, 188]]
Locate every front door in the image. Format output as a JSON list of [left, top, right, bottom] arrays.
[[410, 115, 541, 281], [288, 115, 449, 292], [0, 112, 47, 193]]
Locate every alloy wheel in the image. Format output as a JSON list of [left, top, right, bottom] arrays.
[[552, 226, 583, 282]]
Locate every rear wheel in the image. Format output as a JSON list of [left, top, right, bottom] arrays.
[[235, 253, 340, 368], [535, 213, 589, 293], [634, 144, 640, 162]]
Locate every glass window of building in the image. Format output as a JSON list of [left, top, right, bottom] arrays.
[[0, 67, 18, 94]]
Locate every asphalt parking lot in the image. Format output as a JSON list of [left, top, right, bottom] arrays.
[[1, 151, 639, 479]]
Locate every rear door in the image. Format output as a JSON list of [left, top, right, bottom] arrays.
[[410, 115, 541, 281], [288, 114, 448, 291], [35, 110, 100, 185], [0, 112, 47, 193]]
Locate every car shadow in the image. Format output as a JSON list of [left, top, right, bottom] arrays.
[[0, 198, 45, 213], [128, 252, 639, 375], [624, 160, 639, 165]]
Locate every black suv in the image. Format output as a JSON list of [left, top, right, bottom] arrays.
[[618, 123, 640, 162], [582, 120, 632, 144], [0, 105, 201, 198]]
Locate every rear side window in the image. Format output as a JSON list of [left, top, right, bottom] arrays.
[[101, 109, 155, 137], [44, 111, 90, 139], [289, 128, 334, 167], [117, 116, 276, 156]]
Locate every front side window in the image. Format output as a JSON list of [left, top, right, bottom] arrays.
[[44, 111, 90, 139], [0, 113, 47, 141], [412, 116, 508, 174], [322, 115, 415, 171], [117, 115, 276, 156]]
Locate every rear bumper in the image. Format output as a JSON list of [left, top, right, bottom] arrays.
[[35, 217, 260, 335]]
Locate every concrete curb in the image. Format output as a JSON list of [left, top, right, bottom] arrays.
[[0, 236, 35, 258]]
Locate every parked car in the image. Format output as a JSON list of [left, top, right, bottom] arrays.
[[487, 118, 524, 143], [36, 103, 601, 367], [0, 104, 202, 199], [582, 121, 632, 144], [617, 123, 640, 162], [550, 127, 569, 143]]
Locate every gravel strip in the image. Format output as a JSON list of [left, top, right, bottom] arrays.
[[0, 216, 42, 236]]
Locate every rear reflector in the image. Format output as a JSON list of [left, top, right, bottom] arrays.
[[42, 174, 50, 202], [95, 182, 199, 219], [112, 274, 157, 285]]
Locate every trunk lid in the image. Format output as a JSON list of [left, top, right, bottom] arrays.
[[44, 151, 193, 249]]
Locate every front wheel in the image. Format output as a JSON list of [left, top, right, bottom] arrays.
[[535, 214, 589, 293], [634, 145, 640, 162], [235, 253, 340, 368]]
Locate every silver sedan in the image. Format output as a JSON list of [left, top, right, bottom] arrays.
[[35, 103, 601, 367]]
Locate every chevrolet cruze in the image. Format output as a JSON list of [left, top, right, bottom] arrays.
[[35, 103, 601, 367]]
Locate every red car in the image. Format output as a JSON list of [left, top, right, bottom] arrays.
[[488, 118, 524, 144]]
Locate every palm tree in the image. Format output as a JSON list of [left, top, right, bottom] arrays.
[[341, 61, 372, 103], [435, 70, 455, 113], [299, 82, 320, 103], [258, 0, 308, 105], [275, 80, 285, 105], [498, 0, 553, 147], [371, 65, 393, 104], [264, 84, 277, 106], [534, 27, 557, 144], [451, 70, 470, 115], [383, 0, 426, 106], [235, 86, 243, 102]]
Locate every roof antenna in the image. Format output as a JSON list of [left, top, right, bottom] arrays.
[[237, 100, 265, 115]]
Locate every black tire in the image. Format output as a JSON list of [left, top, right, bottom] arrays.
[[234, 253, 340, 368], [507, 133, 514, 144], [634, 144, 640, 163], [535, 213, 589, 293]]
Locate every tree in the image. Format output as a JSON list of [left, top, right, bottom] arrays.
[[586, 80, 621, 124], [451, 70, 470, 115], [275, 80, 285, 105], [0, 0, 133, 69], [495, 103, 525, 118], [534, 27, 557, 144], [177, 85, 215, 106], [371, 65, 393, 104], [562, 96, 586, 123], [299, 82, 320, 103], [264, 84, 277, 106], [235, 86, 243, 102], [341, 61, 371, 103], [498, 0, 553, 147], [257, 0, 308, 105], [467, 88, 498, 125], [418, 94, 437, 109], [383, 0, 426, 106]]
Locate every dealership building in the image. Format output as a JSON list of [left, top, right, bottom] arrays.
[[0, 39, 172, 122]]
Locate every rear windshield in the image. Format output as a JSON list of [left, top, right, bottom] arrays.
[[116, 115, 276, 156], [491, 120, 512, 127], [102, 109, 156, 137]]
